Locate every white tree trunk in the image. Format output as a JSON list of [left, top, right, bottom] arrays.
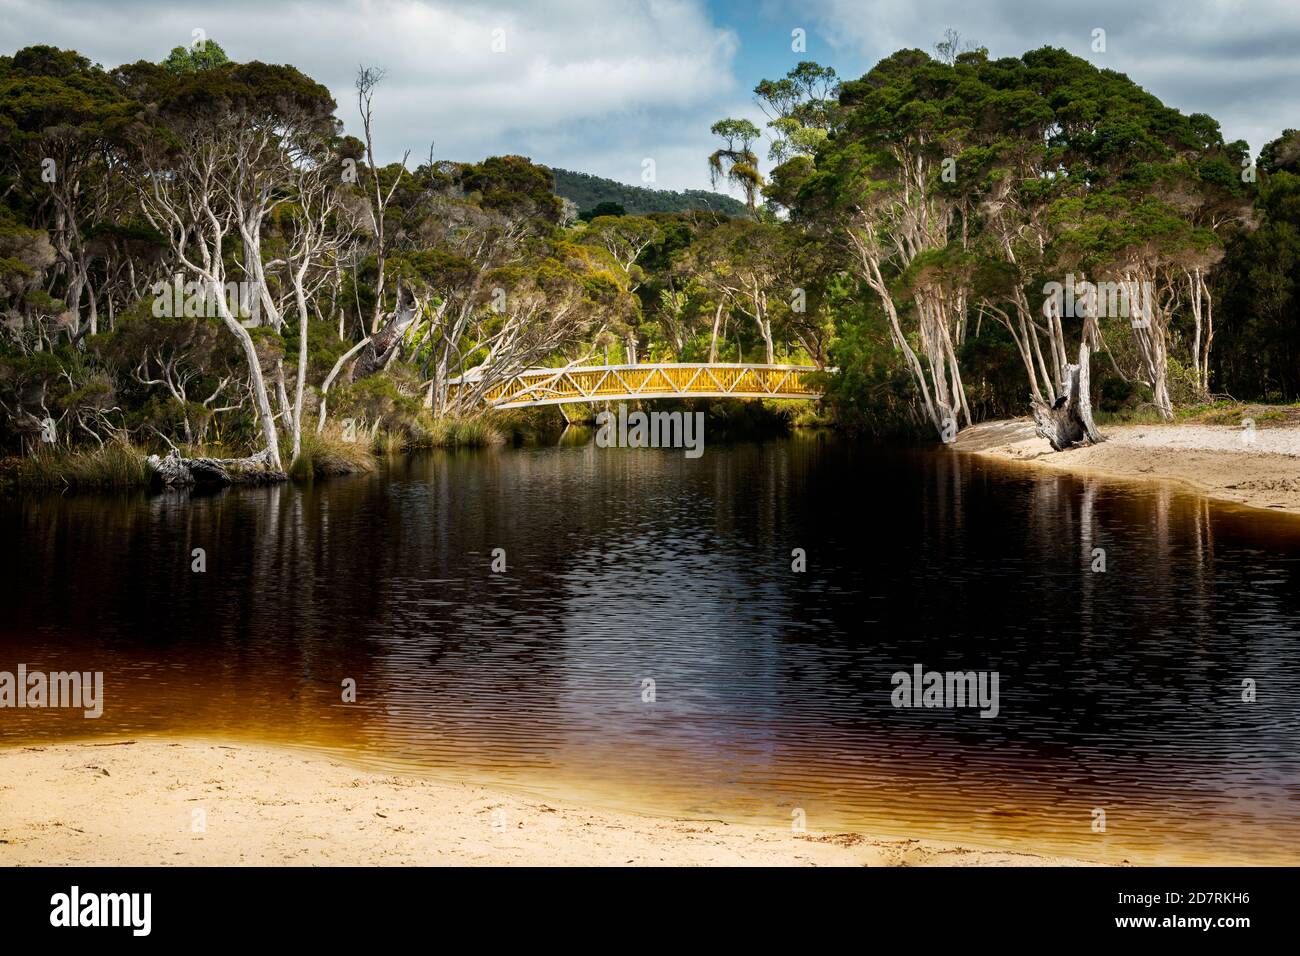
[[1031, 342, 1105, 450]]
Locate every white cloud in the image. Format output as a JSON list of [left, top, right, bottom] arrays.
[[7, 0, 1287, 195], [0, 0, 743, 190]]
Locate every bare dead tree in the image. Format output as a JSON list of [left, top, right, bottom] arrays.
[[356, 66, 410, 333], [1031, 341, 1105, 450]]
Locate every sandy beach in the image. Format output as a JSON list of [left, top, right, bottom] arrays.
[[954, 418, 1300, 515], [0, 738, 1095, 867]]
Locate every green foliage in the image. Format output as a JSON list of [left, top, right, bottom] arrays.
[[160, 40, 231, 75], [820, 298, 925, 439], [329, 373, 423, 433], [957, 322, 1032, 421], [283, 310, 353, 384], [708, 119, 763, 209], [1259, 130, 1300, 175], [754, 61, 840, 163], [1213, 159, 1300, 400], [462, 154, 563, 225], [1097, 374, 1143, 413], [553, 168, 749, 218], [579, 201, 625, 221]]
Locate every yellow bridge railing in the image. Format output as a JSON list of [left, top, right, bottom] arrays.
[[447, 363, 825, 409]]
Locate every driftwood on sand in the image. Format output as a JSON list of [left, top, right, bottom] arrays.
[[147, 449, 287, 488], [1030, 341, 1106, 452]]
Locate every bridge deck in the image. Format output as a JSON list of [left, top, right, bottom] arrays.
[[447, 363, 825, 409]]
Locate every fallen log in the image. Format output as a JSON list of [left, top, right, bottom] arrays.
[[146, 449, 287, 488], [1030, 341, 1106, 452]]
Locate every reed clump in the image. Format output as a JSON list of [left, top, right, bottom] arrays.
[[1, 442, 154, 492], [409, 415, 506, 449], [289, 430, 376, 480]]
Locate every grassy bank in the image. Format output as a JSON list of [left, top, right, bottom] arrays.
[[289, 415, 508, 479], [1094, 399, 1300, 428], [0, 413, 511, 491], [0, 443, 156, 493], [9, 402, 1295, 494], [288, 431, 378, 480]]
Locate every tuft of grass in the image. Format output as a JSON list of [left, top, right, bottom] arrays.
[[447, 417, 506, 447], [490, 407, 567, 443], [372, 429, 406, 457], [2, 442, 154, 493], [1094, 406, 1173, 426], [410, 415, 506, 449], [290, 430, 376, 480]]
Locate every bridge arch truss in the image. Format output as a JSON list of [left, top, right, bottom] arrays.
[[449, 363, 825, 409]]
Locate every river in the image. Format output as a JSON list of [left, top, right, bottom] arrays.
[[2, 435, 1298, 864]]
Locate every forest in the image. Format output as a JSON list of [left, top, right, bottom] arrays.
[[551, 167, 751, 218], [1, 38, 1297, 487]]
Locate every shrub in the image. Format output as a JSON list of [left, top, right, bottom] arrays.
[[289, 430, 375, 480]]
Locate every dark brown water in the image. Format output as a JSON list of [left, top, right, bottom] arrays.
[[3, 436, 1299, 864]]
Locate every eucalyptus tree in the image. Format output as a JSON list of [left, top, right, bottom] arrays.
[[653, 286, 693, 360], [785, 44, 1254, 432], [160, 39, 231, 75], [793, 49, 981, 437], [578, 214, 661, 361], [0, 46, 136, 339], [719, 220, 784, 364], [1025, 46, 1250, 417], [785, 47, 1068, 424], [435, 244, 625, 415], [126, 60, 341, 470], [410, 156, 566, 414], [315, 154, 610, 421], [671, 219, 743, 363], [1158, 121, 1253, 393], [753, 61, 841, 164], [354, 66, 409, 334], [933, 29, 982, 66], [102, 304, 243, 448], [1214, 131, 1300, 400], [768, 229, 837, 368], [669, 217, 815, 365], [940, 62, 1060, 405], [707, 119, 762, 210], [284, 148, 359, 459]]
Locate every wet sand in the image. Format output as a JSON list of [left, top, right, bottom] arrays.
[[0, 739, 1097, 866], [954, 419, 1300, 515]]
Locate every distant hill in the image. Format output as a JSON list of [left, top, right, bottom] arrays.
[[552, 168, 751, 218]]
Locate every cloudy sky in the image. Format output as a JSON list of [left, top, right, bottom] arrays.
[[1, 0, 1296, 197]]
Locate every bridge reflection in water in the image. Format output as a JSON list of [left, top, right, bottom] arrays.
[[447, 363, 825, 409]]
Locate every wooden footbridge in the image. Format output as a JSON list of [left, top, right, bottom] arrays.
[[447, 362, 825, 410]]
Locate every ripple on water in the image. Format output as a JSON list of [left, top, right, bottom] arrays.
[[2, 438, 1299, 864]]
